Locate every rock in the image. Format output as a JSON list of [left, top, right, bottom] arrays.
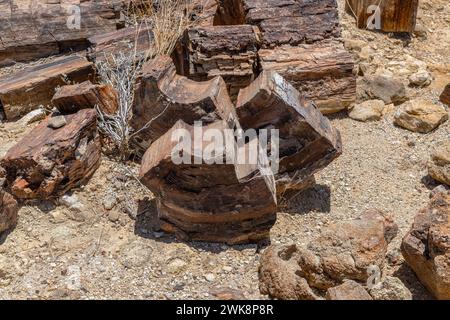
[[368, 276, 412, 300], [103, 194, 117, 211], [344, 39, 366, 52], [0, 189, 19, 235], [326, 280, 372, 300], [108, 211, 119, 223], [349, 100, 385, 122], [1, 109, 101, 199], [205, 273, 216, 282], [259, 209, 397, 299], [409, 70, 432, 87], [394, 99, 448, 133], [440, 84, 450, 106], [210, 287, 245, 300], [430, 185, 449, 198], [19, 108, 47, 125], [359, 75, 408, 105], [167, 258, 187, 274], [47, 116, 67, 129], [428, 141, 450, 186], [401, 190, 450, 299], [60, 194, 84, 213]]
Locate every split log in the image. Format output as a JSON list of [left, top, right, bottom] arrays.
[[440, 84, 450, 106], [131, 55, 237, 153], [0, 0, 124, 65], [87, 25, 154, 63], [182, 25, 259, 100], [0, 109, 101, 200], [52, 81, 118, 115], [345, 0, 419, 33], [242, 0, 341, 47], [0, 55, 95, 120], [139, 120, 277, 244], [236, 70, 342, 192], [0, 188, 19, 235], [258, 41, 356, 114]]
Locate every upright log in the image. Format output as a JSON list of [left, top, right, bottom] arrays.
[[236, 70, 342, 192], [0, 0, 124, 65], [1, 109, 101, 200], [259, 41, 356, 114], [345, 0, 419, 33], [139, 120, 277, 244], [0, 55, 95, 120], [131, 55, 237, 153]]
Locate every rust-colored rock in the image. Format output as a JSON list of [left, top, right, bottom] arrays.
[[237, 70, 342, 193], [0, 189, 19, 235], [131, 55, 237, 153], [0, 0, 124, 65], [0, 55, 95, 120], [401, 190, 450, 300], [440, 84, 450, 106], [326, 281, 373, 300], [345, 0, 419, 33], [139, 120, 277, 245], [259, 210, 397, 299], [258, 42, 356, 114], [52, 81, 118, 115], [1, 109, 101, 200], [182, 25, 259, 100]]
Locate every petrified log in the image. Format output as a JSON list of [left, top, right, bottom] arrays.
[[0, 0, 124, 65], [345, 0, 419, 33], [52, 81, 118, 115], [0, 188, 19, 235], [139, 120, 277, 244], [87, 25, 154, 63], [0, 109, 101, 200], [236, 70, 342, 192], [0, 55, 95, 120], [131, 55, 237, 153], [440, 84, 450, 106], [242, 0, 341, 47], [401, 190, 450, 300], [259, 41, 356, 114], [182, 25, 259, 100]]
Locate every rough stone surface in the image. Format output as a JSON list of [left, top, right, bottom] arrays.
[[368, 276, 412, 300], [394, 99, 448, 133], [0, 189, 19, 235], [358, 75, 408, 105], [440, 84, 450, 106], [326, 280, 372, 300], [428, 141, 450, 186], [349, 100, 385, 122]]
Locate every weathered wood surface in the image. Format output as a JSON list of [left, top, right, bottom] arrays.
[[243, 0, 341, 47], [345, 0, 419, 33], [0, 109, 101, 200], [440, 84, 450, 106], [0, 55, 95, 120], [236, 70, 342, 191], [87, 25, 154, 63], [52, 80, 118, 115], [131, 55, 237, 153], [182, 25, 259, 100], [0, 0, 124, 65], [259, 41, 356, 114], [139, 120, 277, 244], [0, 188, 19, 234]]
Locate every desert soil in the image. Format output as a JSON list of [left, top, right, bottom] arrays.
[[0, 0, 449, 299]]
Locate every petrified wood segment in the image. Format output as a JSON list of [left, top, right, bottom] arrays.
[[131, 55, 237, 153], [243, 0, 341, 47], [0, 188, 19, 235], [140, 120, 277, 244], [345, 0, 419, 33], [0, 109, 101, 200], [236, 70, 342, 191], [87, 25, 154, 63], [52, 81, 118, 115], [0, 0, 124, 65], [440, 84, 450, 106], [0, 55, 95, 120], [259, 41, 356, 114], [183, 25, 259, 100]]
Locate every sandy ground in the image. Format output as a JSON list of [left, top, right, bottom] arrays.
[[0, 0, 449, 299]]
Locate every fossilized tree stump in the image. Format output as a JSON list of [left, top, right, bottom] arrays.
[[139, 120, 277, 244], [0, 0, 124, 65], [52, 81, 118, 115], [236, 70, 342, 193], [0, 55, 95, 120], [131, 55, 237, 153], [345, 0, 419, 33], [1, 109, 101, 200]]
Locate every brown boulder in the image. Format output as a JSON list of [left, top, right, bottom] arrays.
[[428, 141, 450, 186], [0, 189, 19, 235]]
